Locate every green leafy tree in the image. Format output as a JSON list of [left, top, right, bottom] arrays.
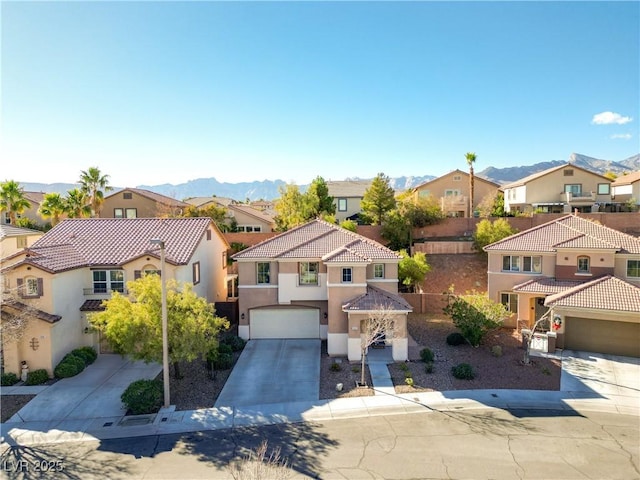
[[465, 152, 477, 216], [0, 180, 31, 225], [381, 210, 411, 251], [361, 173, 396, 225], [274, 183, 315, 231], [339, 219, 357, 232], [477, 191, 506, 218], [64, 188, 92, 218], [472, 218, 518, 253], [398, 249, 431, 293], [90, 274, 229, 379], [382, 192, 444, 250], [79, 166, 113, 217], [307, 176, 335, 217], [184, 204, 230, 231], [38, 192, 67, 227], [443, 290, 508, 347]]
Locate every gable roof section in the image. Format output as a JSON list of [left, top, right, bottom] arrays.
[[342, 285, 413, 312], [107, 188, 189, 208], [0, 224, 43, 238], [2, 300, 61, 323], [12, 217, 217, 273], [513, 278, 584, 295], [502, 163, 610, 189], [484, 214, 640, 254], [327, 180, 371, 198], [413, 169, 499, 191], [612, 171, 640, 186], [544, 275, 640, 313], [232, 219, 400, 261], [229, 204, 275, 223]]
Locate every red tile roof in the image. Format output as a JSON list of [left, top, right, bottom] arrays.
[[513, 278, 584, 295], [485, 214, 640, 254], [342, 285, 413, 312], [232, 219, 400, 261], [2, 300, 61, 323], [544, 275, 640, 312], [14, 217, 217, 273]]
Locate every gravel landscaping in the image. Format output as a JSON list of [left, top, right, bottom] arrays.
[[1, 395, 36, 423]]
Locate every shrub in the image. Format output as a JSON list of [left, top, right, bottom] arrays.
[[1, 372, 19, 386], [121, 379, 163, 415], [218, 343, 233, 355], [329, 362, 341, 372], [351, 366, 360, 373], [425, 362, 434, 374], [446, 332, 467, 346], [399, 362, 409, 372], [404, 377, 414, 387], [63, 354, 86, 372], [420, 348, 434, 363], [221, 335, 246, 352], [443, 292, 508, 347], [404, 371, 412, 379], [452, 363, 475, 380], [491, 345, 503, 357], [72, 346, 97, 365], [212, 352, 233, 370], [54, 362, 80, 379], [25, 369, 49, 386]]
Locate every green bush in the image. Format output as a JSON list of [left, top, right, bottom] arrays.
[[63, 354, 86, 372], [425, 362, 434, 374], [420, 348, 434, 363], [1, 372, 19, 386], [212, 352, 233, 370], [221, 335, 246, 352], [446, 332, 467, 346], [404, 377, 414, 387], [54, 361, 80, 378], [218, 343, 233, 355], [404, 371, 412, 379], [72, 346, 97, 365], [25, 369, 49, 386], [452, 363, 475, 380], [399, 362, 409, 372], [491, 345, 503, 357], [329, 362, 341, 372], [121, 379, 163, 415], [443, 293, 507, 347]]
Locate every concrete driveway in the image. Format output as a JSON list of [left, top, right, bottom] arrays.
[[6, 355, 161, 423], [215, 339, 320, 407], [561, 350, 640, 397]]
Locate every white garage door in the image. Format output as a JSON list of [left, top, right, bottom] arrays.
[[250, 308, 320, 339]]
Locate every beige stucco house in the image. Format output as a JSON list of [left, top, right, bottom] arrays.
[[185, 197, 275, 232], [611, 171, 640, 210], [2, 191, 48, 228], [0, 225, 43, 259], [484, 214, 640, 357], [232, 219, 412, 361], [413, 169, 500, 217], [0, 217, 230, 377], [327, 180, 371, 222], [502, 163, 613, 214], [101, 188, 190, 218]]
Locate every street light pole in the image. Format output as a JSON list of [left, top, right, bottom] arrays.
[[150, 238, 170, 408]]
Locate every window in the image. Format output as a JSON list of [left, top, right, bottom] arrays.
[[502, 255, 520, 272], [193, 261, 201, 285], [444, 189, 460, 197], [299, 262, 319, 285], [501, 293, 518, 314], [627, 260, 640, 278], [597, 183, 610, 195], [92, 270, 124, 293], [342, 267, 352, 283], [239, 225, 262, 233], [25, 278, 39, 296], [257, 262, 270, 284], [206, 230, 212, 240], [338, 198, 347, 211], [564, 184, 582, 195], [17, 236, 27, 248], [522, 256, 542, 273], [577, 256, 590, 273], [453, 175, 462, 181], [114, 208, 124, 218], [563, 169, 574, 176], [374, 264, 384, 279], [125, 208, 137, 219], [123, 192, 133, 199]]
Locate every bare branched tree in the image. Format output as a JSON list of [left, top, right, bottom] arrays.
[[359, 305, 399, 386], [522, 309, 552, 365], [0, 289, 40, 347], [228, 440, 291, 480]]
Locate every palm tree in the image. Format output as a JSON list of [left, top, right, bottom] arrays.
[[38, 192, 67, 227], [0, 180, 32, 225], [79, 167, 112, 217], [65, 188, 92, 218], [465, 152, 477, 217]]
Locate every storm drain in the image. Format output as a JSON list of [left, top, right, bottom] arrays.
[[119, 414, 156, 426]]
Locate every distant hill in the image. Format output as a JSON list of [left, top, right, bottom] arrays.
[[16, 153, 639, 200]]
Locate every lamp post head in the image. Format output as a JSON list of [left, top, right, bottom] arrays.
[[150, 238, 165, 248]]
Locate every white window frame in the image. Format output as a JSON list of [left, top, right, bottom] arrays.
[[25, 277, 39, 296], [338, 198, 347, 212], [193, 261, 201, 285], [257, 262, 270, 284], [500, 293, 518, 314], [577, 256, 590, 273], [627, 259, 640, 278], [522, 256, 542, 273], [299, 262, 319, 286], [502, 255, 520, 272], [93, 270, 125, 293], [597, 183, 610, 195], [342, 267, 352, 283], [374, 264, 384, 279]]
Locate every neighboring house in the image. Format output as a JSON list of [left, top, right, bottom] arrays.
[[412, 169, 500, 217], [611, 171, 640, 210], [0, 217, 230, 377], [232, 219, 412, 361], [0, 225, 44, 258], [185, 197, 276, 232], [3, 191, 47, 227], [327, 180, 371, 222], [101, 188, 190, 218], [484, 214, 640, 357], [502, 163, 613, 214]]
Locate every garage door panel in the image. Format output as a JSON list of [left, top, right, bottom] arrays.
[[565, 317, 640, 357], [251, 308, 319, 339]]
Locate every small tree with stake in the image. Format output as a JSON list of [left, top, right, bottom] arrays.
[[359, 305, 398, 386], [522, 309, 552, 365]]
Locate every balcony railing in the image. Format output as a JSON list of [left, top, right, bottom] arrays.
[[562, 192, 596, 203], [83, 287, 128, 296]]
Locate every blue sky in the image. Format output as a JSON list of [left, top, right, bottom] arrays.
[[2, 1, 638, 187]]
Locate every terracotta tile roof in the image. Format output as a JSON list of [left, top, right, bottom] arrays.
[[513, 278, 584, 295], [14, 217, 215, 273], [342, 285, 413, 312], [611, 171, 640, 186], [0, 225, 43, 238], [484, 214, 640, 254], [229, 204, 275, 223], [544, 275, 640, 312], [23, 191, 45, 204], [1, 300, 61, 323], [323, 246, 371, 263], [232, 219, 400, 261], [184, 196, 236, 207], [107, 188, 190, 207], [79, 299, 106, 312]]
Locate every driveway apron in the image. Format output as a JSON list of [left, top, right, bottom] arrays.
[[215, 339, 320, 407]]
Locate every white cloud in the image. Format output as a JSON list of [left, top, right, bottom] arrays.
[[610, 133, 632, 140], [591, 111, 633, 125]]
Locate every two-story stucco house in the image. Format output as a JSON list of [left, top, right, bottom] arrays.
[[503, 163, 613, 214], [185, 197, 276, 232], [232, 219, 412, 361], [0, 217, 230, 377], [0, 225, 43, 258], [327, 180, 371, 223], [413, 169, 501, 217], [101, 188, 190, 218], [484, 214, 640, 357], [611, 171, 640, 210]]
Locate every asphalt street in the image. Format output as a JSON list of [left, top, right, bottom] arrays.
[[1, 408, 638, 480]]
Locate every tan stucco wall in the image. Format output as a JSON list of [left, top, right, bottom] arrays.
[[0, 232, 43, 259], [334, 196, 363, 222], [228, 208, 273, 232], [102, 191, 185, 218], [615, 256, 640, 286]]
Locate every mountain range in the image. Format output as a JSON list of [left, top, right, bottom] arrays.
[[17, 153, 640, 201]]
